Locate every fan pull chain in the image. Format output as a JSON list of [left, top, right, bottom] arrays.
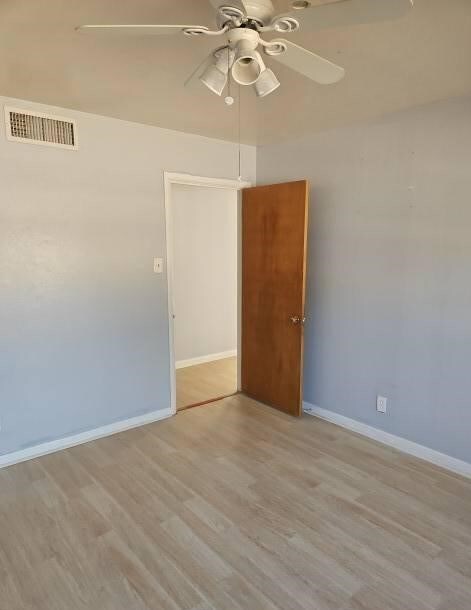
[[225, 47, 235, 107], [238, 85, 242, 181]]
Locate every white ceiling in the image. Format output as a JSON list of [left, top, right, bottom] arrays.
[[0, 0, 470, 145]]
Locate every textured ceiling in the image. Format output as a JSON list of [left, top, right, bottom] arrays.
[[0, 0, 470, 145]]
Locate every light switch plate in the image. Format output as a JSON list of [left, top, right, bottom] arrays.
[[154, 258, 163, 274]]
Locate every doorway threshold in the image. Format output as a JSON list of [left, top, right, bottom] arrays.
[[177, 392, 239, 413]]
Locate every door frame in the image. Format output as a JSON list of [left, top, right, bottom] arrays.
[[164, 172, 252, 415]]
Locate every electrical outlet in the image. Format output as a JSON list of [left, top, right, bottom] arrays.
[[377, 395, 387, 413]]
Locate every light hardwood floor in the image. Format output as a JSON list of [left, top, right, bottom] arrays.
[[1, 394, 471, 610], [176, 357, 237, 410]]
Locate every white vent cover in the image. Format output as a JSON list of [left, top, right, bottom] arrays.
[[4, 106, 78, 150]]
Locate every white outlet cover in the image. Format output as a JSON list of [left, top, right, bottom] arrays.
[[377, 395, 387, 413]]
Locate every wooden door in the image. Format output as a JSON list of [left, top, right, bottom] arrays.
[[241, 180, 309, 416]]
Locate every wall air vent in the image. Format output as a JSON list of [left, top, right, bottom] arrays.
[[4, 106, 78, 150]]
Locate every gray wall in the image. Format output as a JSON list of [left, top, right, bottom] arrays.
[[0, 96, 256, 455], [257, 97, 471, 463]]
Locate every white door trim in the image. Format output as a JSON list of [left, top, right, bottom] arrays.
[[164, 172, 251, 414]]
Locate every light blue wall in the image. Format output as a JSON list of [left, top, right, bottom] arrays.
[[3, 93, 470, 465], [0, 96, 256, 455], [257, 97, 471, 464]]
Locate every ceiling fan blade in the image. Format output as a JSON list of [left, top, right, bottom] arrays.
[[76, 24, 209, 36], [269, 0, 413, 32], [268, 39, 345, 84]]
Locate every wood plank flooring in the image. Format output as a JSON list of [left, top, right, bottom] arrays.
[[1, 394, 471, 610], [176, 357, 237, 411]]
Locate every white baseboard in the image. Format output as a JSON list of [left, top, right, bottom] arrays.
[[176, 350, 237, 369], [0, 407, 173, 470], [303, 402, 471, 479]]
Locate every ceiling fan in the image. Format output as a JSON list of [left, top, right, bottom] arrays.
[[77, 0, 413, 100]]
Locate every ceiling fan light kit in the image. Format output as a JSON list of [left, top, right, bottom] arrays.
[[78, 0, 414, 101], [200, 47, 235, 95], [199, 62, 228, 96], [232, 50, 263, 86], [254, 68, 280, 97]]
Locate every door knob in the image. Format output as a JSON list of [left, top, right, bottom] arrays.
[[289, 316, 306, 325]]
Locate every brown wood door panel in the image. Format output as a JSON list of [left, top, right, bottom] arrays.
[[241, 180, 309, 416]]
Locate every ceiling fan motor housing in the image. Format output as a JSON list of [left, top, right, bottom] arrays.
[[227, 27, 259, 52]]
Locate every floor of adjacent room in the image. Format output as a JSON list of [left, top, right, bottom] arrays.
[[176, 356, 238, 410], [2, 395, 470, 610]]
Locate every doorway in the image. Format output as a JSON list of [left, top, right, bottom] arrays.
[[164, 173, 251, 414], [165, 174, 309, 418]]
